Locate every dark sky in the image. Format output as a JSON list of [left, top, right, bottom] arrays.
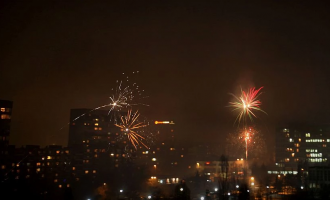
[[1, 1, 330, 150]]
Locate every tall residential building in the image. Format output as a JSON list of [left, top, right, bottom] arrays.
[[0, 100, 13, 151], [275, 125, 330, 171]]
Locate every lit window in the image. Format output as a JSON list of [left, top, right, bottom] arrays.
[[85, 170, 89, 174], [87, 149, 90, 152], [56, 151, 60, 154], [94, 127, 98, 130], [76, 178, 79, 181], [99, 127, 102, 130], [1, 165, 5, 169], [65, 150, 69, 154], [95, 118, 99, 121], [54, 179, 58, 182], [152, 158, 157, 161], [306, 133, 310, 137], [56, 162, 59, 165], [36, 162, 41, 166], [72, 167, 75, 170], [67, 184, 70, 187], [323, 144, 327, 147], [59, 185, 62, 188], [36, 168, 40, 172], [93, 170, 96, 173], [181, 155, 184, 158], [291, 153, 295, 157], [1, 114, 10, 119], [47, 156, 52, 160], [95, 123, 99, 126], [170, 148, 175, 151], [299, 138, 301, 142], [94, 154, 98, 158], [296, 149, 299, 152], [0, 108, 5, 112]]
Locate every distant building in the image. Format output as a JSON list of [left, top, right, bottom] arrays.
[[0, 100, 13, 151], [274, 125, 330, 171]]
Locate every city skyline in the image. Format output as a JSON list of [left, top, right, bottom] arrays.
[[1, 1, 330, 149]]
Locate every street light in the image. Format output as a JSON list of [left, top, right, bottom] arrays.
[[148, 195, 152, 199], [120, 189, 123, 193], [180, 188, 184, 192], [215, 188, 218, 192]]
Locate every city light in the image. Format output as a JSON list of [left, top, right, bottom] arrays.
[[180, 188, 183, 191], [148, 195, 152, 199], [236, 185, 239, 188], [120, 189, 123, 193], [215, 188, 218, 192]]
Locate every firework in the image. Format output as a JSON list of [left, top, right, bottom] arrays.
[[225, 127, 267, 161], [60, 71, 148, 130], [115, 109, 148, 149], [229, 87, 266, 126]]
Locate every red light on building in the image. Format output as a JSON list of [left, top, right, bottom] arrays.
[[205, 162, 210, 165]]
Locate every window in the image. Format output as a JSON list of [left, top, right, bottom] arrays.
[[36, 168, 40, 172], [306, 133, 311, 137], [93, 170, 96, 173], [36, 162, 41, 166], [1, 114, 10, 119], [0, 108, 5, 112], [95, 123, 99, 126], [54, 179, 58, 182], [85, 170, 89, 174], [1, 165, 5, 169]]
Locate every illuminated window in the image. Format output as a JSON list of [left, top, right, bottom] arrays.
[[286, 133, 290, 137], [56, 162, 59, 165], [72, 167, 75, 170], [306, 133, 310, 137], [0, 108, 5, 112], [285, 158, 290, 162], [291, 153, 295, 157], [93, 170, 96, 173], [289, 138, 294, 142], [85, 170, 89, 174], [295, 143, 300, 147], [47, 156, 52, 160], [65, 150, 69, 154], [1, 114, 10, 119], [95, 118, 99, 121], [67, 184, 70, 187], [36, 168, 40, 172], [99, 127, 102, 130], [170, 148, 175, 151], [56, 151, 60, 154], [181, 155, 184, 158], [299, 138, 301, 142], [95, 123, 99, 126], [323, 144, 327, 147], [54, 179, 58, 182], [94, 154, 98, 158], [59, 185, 62, 188], [86, 140, 89, 143], [94, 127, 98, 130], [86, 160, 89, 163], [152, 158, 156, 161], [296, 149, 299, 152], [87, 149, 90, 152], [36, 162, 41, 166]]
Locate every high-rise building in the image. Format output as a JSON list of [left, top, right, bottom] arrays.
[[0, 100, 13, 151], [275, 125, 330, 171]]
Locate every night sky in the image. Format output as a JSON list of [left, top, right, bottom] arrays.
[[1, 1, 330, 150]]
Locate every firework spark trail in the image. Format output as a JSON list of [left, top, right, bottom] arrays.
[[229, 86, 267, 126], [59, 71, 148, 131], [115, 109, 149, 149]]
